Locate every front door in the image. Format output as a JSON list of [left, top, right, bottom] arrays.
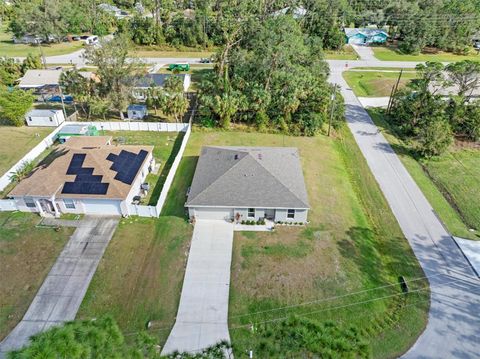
[[265, 209, 275, 220]]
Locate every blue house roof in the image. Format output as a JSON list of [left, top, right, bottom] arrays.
[[344, 28, 388, 38]]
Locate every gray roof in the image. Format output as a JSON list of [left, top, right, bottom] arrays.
[[186, 146, 309, 209], [134, 74, 187, 88], [26, 109, 62, 117], [18, 69, 62, 88]]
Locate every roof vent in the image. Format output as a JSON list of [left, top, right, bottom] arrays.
[[234, 154, 239, 160], [258, 153, 262, 160]]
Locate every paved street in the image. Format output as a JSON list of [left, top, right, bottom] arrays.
[[329, 65, 480, 359], [162, 220, 234, 355], [0, 216, 119, 354]]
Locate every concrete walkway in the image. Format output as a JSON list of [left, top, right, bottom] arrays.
[[162, 220, 234, 355], [0, 216, 119, 354], [329, 66, 480, 358], [357, 97, 390, 108]]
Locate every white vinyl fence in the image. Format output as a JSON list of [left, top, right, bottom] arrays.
[[0, 124, 64, 192], [0, 120, 192, 218]]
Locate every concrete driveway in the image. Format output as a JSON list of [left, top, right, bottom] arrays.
[[329, 67, 480, 358], [162, 220, 234, 355], [0, 216, 119, 354]]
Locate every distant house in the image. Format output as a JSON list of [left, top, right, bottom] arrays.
[[9, 136, 154, 217], [127, 104, 148, 120], [186, 146, 310, 223], [344, 28, 388, 45], [98, 3, 129, 18], [25, 109, 65, 127], [133, 74, 191, 100]]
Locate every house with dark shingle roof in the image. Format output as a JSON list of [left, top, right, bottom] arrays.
[[186, 146, 309, 223]]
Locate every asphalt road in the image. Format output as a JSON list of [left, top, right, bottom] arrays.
[[329, 58, 480, 358]]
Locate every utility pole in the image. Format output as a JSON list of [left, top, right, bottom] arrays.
[[328, 85, 337, 137], [388, 69, 403, 114]]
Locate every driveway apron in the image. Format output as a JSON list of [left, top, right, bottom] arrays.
[[0, 216, 119, 354], [162, 220, 234, 355]]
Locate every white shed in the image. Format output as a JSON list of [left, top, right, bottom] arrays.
[[25, 109, 65, 127], [127, 104, 148, 120]]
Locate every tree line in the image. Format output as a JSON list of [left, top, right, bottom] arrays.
[[389, 60, 480, 157], [4, 0, 479, 54]]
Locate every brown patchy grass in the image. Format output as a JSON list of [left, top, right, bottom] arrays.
[[0, 212, 73, 340]]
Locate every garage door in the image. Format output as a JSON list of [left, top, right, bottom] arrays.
[[193, 207, 233, 220], [82, 199, 122, 215]]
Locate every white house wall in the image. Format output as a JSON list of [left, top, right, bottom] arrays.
[[275, 209, 308, 223], [26, 112, 65, 127]]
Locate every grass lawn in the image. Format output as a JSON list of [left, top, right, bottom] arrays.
[[0, 23, 83, 57], [78, 127, 428, 355], [372, 45, 480, 62], [343, 70, 417, 97], [130, 46, 214, 59], [369, 108, 479, 240], [0, 212, 73, 341], [105, 131, 184, 205], [77, 137, 196, 345], [324, 45, 359, 60], [177, 129, 426, 358], [0, 126, 54, 175]]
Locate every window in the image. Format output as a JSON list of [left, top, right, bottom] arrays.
[[247, 208, 255, 218], [25, 197, 36, 208], [287, 209, 295, 219], [63, 199, 75, 209]]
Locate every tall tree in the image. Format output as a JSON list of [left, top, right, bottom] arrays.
[[0, 86, 35, 127]]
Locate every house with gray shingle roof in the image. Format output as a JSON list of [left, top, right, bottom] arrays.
[[186, 146, 309, 223]]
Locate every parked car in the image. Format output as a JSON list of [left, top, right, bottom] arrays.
[[199, 58, 212, 64], [48, 95, 74, 104]]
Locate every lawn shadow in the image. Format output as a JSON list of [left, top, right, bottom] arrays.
[[148, 132, 185, 206], [159, 155, 198, 218]]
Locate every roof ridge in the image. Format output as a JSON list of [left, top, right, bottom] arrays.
[[187, 149, 249, 204], [251, 152, 309, 208]]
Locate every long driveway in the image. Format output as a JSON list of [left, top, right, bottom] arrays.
[[329, 63, 480, 358], [0, 216, 119, 354], [161, 220, 234, 355]]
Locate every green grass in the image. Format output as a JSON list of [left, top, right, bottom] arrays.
[[324, 45, 359, 60], [343, 70, 418, 97], [177, 129, 427, 358], [0, 23, 83, 57], [105, 131, 184, 205], [369, 108, 479, 240], [0, 212, 73, 340], [372, 45, 480, 62], [0, 126, 54, 175], [78, 128, 428, 355], [131, 46, 214, 59], [77, 133, 195, 345]]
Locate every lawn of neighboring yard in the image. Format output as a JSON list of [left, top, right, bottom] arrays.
[[0, 23, 83, 57], [324, 45, 359, 60], [0, 126, 53, 175], [369, 109, 479, 240], [343, 70, 418, 97], [0, 212, 73, 341], [130, 46, 214, 59], [105, 131, 184, 205], [77, 139, 195, 345], [372, 45, 480, 62]]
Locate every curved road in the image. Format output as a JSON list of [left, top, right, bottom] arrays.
[[328, 49, 480, 358]]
